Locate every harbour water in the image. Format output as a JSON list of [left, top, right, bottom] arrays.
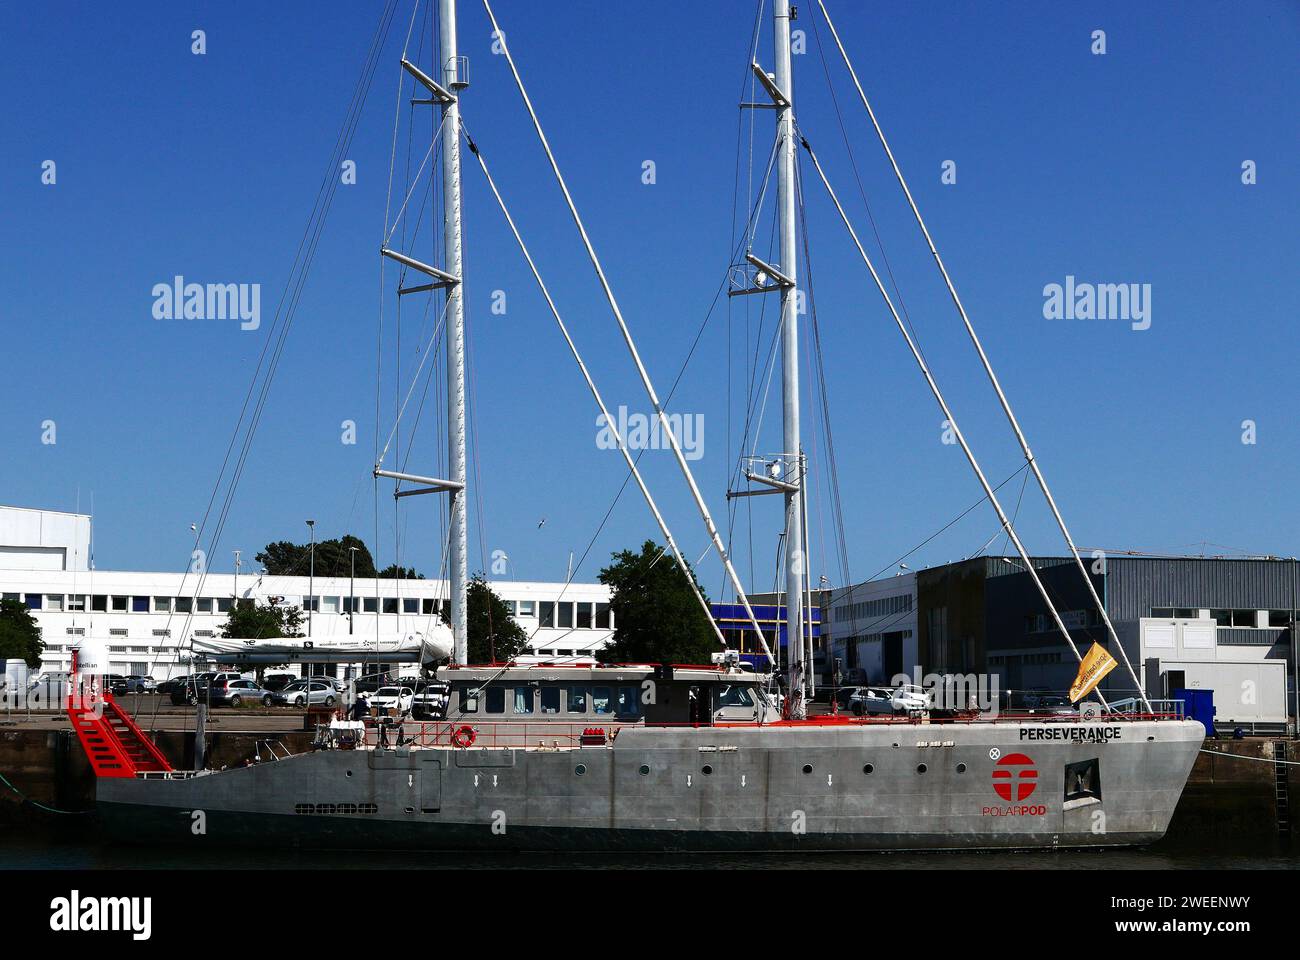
[[2, 827, 1294, 870]]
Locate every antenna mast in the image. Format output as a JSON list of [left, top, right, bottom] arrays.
[[773, 0, 806, 717]]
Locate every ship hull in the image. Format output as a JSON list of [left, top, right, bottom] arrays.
[[96, 719, 1203, 852]]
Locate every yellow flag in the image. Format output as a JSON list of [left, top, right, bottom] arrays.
[[1069, 642, 1118, 703]]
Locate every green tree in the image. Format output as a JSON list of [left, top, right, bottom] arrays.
[[378, 564, 424, 580], [219, 598, 305, 640], [256, 534, 377, 578], [0, 598, 44, 669], [465, 575, 529, 664], [598, 539, 717, 665]]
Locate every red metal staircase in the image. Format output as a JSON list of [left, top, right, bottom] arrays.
[[67, 689, 173, 779]]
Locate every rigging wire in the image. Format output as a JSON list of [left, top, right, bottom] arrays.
[[812, 0, 1149, 710], [145, 0, 401, 728]]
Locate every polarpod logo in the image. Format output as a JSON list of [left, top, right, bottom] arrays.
[[992, 752, 1038, 801], [982, 753, 1046, 817], [50, 890, 152, 940]]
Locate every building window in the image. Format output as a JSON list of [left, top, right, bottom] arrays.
[[25, 594, 43, 610], [67, 595, 86, 612], [91, 595, 108, 612], [557, 602, 574, 629], [216, 598, 233, 614], [1269, 610, 1293, 627], [576, 602, 593, 629], [174, 597, 193, 613], [363, 597, 378, 613], [154, 596, 172, 613], [402, 598, 418, 614], [320, 596, 340, 614], [46, 594, 64, 611], [517, 600, 536, 618], [382, 597, 398, 614], [1232, 610, 1259, 627], [595, 602, 611, 629], [132, 596, 150, 613], [111, 596, 128, 612], [420, 598, 435, 615], [539, 602, 555, 628], [501, 600, 516, 617]]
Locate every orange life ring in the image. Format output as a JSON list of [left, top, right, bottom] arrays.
[[451, 725, 476, 748]]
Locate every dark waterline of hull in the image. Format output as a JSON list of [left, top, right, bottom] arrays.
[[2, 825, 1294, 870]]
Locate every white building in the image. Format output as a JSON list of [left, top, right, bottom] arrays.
[[824, 573, 918, 685], [0, 506, 614, 680]]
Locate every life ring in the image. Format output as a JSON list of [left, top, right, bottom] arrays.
[[451, 725, 476, 748]]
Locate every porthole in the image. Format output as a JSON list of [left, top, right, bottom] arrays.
[[802, 763, 814, 775], [916, 763, 928, 774], [863, 763, 874, 775], [702, 764, 713, 775], [956, 763, 967, 774], [345, 770, 353, 778], [575, 763, 587, 776], [638, 764, 650, 776]]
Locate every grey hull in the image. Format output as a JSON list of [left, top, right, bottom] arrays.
[[98, 719, 1204, 852]]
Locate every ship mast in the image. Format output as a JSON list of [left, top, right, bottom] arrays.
[[773, 0, 806, 717], [439, 0, 468, 665], [379, 1, 469, 662]]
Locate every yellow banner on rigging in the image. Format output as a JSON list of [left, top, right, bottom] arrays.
[[1069, 642, 1118, 703]]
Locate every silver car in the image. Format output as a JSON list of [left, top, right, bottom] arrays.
[[272, 679, 337, 708]]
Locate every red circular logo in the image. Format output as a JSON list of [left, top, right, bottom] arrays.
[[992, 752, 1038, 801]]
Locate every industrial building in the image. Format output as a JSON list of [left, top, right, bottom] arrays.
[[826, 555, 1297, 731]]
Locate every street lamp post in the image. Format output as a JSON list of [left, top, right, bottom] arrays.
[[349, 546, 359, 636], [306, 521, 316, 684]]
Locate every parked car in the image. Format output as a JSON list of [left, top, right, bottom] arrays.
[[272, 680, 337, 708], [411, 681, 450, 720], [261, 673, 299, 692], [169, 671, 249, 705], [156, 675, 191, 696], [104, 674, 130, 696], [850, 684, 930, 716], [368, 685, 415, 714], [124, 675, 156, 693], [215, 678, 274, 708]]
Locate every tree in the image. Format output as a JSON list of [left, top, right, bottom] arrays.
[[598, 539, 717, 665], [0, 598, 44, 669], [256, 534, 377, 578], [219, 599, 305, 640], [465, 575, 529, 664], [378, 564, 424, 580]]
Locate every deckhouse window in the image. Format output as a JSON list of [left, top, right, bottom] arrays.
[[485, 687, 505, 714], [567, 687, 587, 713], [592, 686, 613, 714], [616, 686, 640, 716], [540, 688, 561, 714], [513, 687, 534, 714]]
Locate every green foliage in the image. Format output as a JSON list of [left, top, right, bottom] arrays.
[[598, 539, 717, 665], [0, 598, 44, 669], [256, 534, 377, 578], [378, 564, 424, 580], [465, 575, 529, 664], [219, 598, 305, 640]]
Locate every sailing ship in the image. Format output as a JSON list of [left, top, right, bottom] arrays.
[[69, 0, 1202, 852]]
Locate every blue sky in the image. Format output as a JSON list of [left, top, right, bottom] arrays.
[[2, 1, 1297, 597]]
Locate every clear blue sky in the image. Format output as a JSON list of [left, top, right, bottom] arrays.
[[2, 1, 1297, 597]]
